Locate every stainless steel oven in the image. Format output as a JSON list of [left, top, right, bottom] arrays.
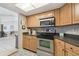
[[37, 32, 54, 56], [38, 38, 54, 52]]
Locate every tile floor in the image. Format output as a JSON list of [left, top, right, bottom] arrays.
[[11, 49, 37, 56]]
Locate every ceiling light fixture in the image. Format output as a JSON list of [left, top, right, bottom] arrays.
[[15, 3, 48, 12]]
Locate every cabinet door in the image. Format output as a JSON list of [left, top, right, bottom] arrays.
[[23, 36, 30, 49], [27, 11, 54, 27], [30, 36, 37, 52], [37, 11, 54, 19], [26, 36, 30, 49], [27, 15, 40, 27], [65, 43, 79, 55], [60, 4, 72, 26], [54, 9, 60, 26], [54, 39, 65, 56], [65, 50, 78, 56], [72, 4, 79, 24]]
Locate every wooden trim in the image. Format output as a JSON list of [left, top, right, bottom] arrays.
[[72, 3, 75, 24], [39, 16, 55, 20]]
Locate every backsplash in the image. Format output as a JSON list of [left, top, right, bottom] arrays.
[[56, 25, 79, 35], [31, 25, 79, 35]]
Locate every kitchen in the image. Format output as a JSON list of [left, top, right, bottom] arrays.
[[22, 3, 79, 56], [0, 3, 79, 56]]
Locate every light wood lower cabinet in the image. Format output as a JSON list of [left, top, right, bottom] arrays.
[[54, 39, 65, 56], [65, 43, 79, 55], [54, 39, 79, 56], [23, 35, 30, 49], [23, 35, 37, 52], [65, 50, 78, 56], [30, 36, 37, 52]]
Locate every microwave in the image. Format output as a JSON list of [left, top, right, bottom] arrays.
[[40, 17, 55, 27]]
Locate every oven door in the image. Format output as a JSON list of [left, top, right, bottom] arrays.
[[38, 38, 54, 53]]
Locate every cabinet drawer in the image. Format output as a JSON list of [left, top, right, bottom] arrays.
[[65, 43, 79, 55], [65, 50, 78, 56]]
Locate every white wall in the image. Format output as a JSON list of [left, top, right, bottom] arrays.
[[0, 16, 18, 32], [0, 6, 18, 32], [18, 14, 27, 49], [0, 7, 19, 49], [0, 6, 28, 49], [0, 14, 27, 49], [21, 15, 28, 32]]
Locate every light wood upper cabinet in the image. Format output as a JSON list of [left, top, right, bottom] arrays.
[[55, 3, 79, 26], [59, 4, 72, 26], [72, 4, 79, 24], [54, 39, 65, 56], [27, 15, 40, 27], [54, 9, 60, 26], [37, 11, 54, 19], [26, 3, 79, 27], [27, 11, 54, 27]]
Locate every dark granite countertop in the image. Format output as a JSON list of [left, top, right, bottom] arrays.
[[23, 32, 28, 34], [54, 34, 79, 47], [23, 32, 36, 37]]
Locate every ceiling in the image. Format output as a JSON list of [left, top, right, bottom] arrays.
[[0, 6, 17, 16], [0, 3, 65, 16]]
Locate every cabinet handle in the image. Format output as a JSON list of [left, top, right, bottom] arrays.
[[70, 47, 72, 49], [58, 42, 61, 44], [62, 49, 66, 52], [62, 49, 64, 51], [70, 47, 73, 52]]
